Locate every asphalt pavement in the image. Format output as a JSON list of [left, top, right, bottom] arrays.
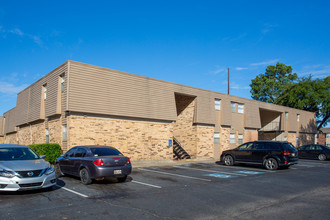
[[1, 159, 330, 219]]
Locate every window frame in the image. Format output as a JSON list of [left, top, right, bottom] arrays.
[[237, 103, 244, 114], [230, 133, 236, 144], [231, 102, 236, 113], [214, 132, 220, 144], [214, 99, 221, 110]]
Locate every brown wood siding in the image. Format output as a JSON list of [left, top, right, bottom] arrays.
[[68, 61, 216, 124], [15, 62, 68, 126], [0, 116, 4, 136], [4, 108, 16, 134], [16, 88, 30, 125]]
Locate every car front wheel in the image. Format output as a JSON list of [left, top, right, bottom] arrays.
[[318, 154, 327, 161], [264, 158, 278, 170], [224, 155, 234, 166], [80, 168, 92, 185]]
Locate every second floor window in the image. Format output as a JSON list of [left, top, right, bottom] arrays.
[[231, 102, 236, 112], [214, 99, 221, 110], [238, 103, 244, 114], [61, 75, 65, 92], [43, 84, 47, 100]]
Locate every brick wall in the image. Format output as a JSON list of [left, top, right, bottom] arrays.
[[317, 133, 326, 145], [196, 125, 214, 158], [5, 133, 17, 144], [48, 118, 62, 144], [18, 125, 31, 145], [244, 129, 258, 142], [67, 116, 173, 161], [220, 127, 231, 152], [288, 132, 297, 147]]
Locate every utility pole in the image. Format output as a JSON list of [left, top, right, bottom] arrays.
[[228, 67, 230, 95]]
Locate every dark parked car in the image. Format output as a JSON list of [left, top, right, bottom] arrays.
[[298, 144, 330, 161], [0, 144, 56, 191], [221, 141, 298, 170], [55, 145, 131, 185]]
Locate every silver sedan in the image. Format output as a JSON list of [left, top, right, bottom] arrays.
[[0, 144, 57, 191]]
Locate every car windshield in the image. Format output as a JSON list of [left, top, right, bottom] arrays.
[[91, 148, 123, 156], [0, 148, 40, 161]]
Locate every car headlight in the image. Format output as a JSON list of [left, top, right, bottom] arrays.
[[45, 167, 55, 175], [0, 169, 16, 178]]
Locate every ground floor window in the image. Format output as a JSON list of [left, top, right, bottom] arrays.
[[238, 134, 243, 144], [214, 133, 220, 144], [62, 125, 67, 141], [230, 133, 235, 144]]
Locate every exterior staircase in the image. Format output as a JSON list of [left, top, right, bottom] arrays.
[[173, 137, 191, 159]]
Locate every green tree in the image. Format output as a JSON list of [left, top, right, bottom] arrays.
[[250, 62, 298, 103], [276, 76, 330, 129]]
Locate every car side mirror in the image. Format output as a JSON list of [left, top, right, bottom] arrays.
[[40, 155, 46, 159]]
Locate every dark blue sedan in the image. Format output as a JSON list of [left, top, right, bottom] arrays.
[[55, 145, 131, 185], [298, 144, 330, 161]]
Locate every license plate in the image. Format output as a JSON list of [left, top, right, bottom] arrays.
[[292, 153, 295, 156], [114, 170, 122, 175]]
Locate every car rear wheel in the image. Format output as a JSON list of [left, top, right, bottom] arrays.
[[224, 155, 234, 166], [80, 168, 92, 185], [117, 175, 127, 183], [318, 154, 327, 161], [55, 163, 64, 178], [264, 158, 278, 170]]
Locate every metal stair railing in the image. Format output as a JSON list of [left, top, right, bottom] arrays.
[[173, 137, 191, 159]]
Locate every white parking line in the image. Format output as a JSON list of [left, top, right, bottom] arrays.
[[173, 166, 248, 176], [131, 180, 162, 188], [139, 168, 211, 182], [213, 164, 275, 172], [58, 185, 88, 198]]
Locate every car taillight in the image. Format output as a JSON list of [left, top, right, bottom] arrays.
[[281, 150, 291, 156], [93, 159, 105, 166], [126, 158, 131, 165]]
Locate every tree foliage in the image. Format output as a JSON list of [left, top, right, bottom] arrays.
[[250, 62, 330, 129], [250, 63, 298, 103], [276, 76, 330, 129]]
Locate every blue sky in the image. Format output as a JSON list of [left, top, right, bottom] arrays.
[[1, 0, 330, 116]]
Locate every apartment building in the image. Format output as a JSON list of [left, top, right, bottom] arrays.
[[317, 127, 330, 146], [0, 61, 317, 161]]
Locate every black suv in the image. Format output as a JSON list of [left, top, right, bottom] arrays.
[[221, 141, 298, 170]]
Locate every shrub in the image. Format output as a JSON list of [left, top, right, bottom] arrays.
[[28, 143, 62, 164]]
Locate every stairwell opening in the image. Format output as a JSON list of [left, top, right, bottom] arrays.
[[172, 93, 196, 159]]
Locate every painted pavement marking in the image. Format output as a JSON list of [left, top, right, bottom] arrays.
[[233, 170, 264, 175], [131, 180, 162, 188], [139, 168, 211, 182], [57, 185, 89, 198], [173, 165, 248, 176], [204, 173, 235, 178]]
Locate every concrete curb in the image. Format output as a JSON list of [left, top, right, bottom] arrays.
[[131, 158, 217, 168]]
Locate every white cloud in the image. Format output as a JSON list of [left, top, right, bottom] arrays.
[[0, 81, 28, 94], [299, 65, 330, 78], [210, 67, 225, 75], [1, 27, 43, 47], [235, 67, 248, 71], [250, 59, 279, 66]]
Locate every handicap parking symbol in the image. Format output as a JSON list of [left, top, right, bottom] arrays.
[[204, 173, 235, 178], [234, 170, 264, 175]]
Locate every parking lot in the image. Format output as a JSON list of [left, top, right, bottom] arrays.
[[2, 159, 330, 220]]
